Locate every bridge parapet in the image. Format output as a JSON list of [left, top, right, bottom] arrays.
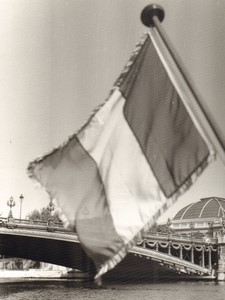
[[0, 217, 71, 234], [137, 232, 218, 278], [143, 232, 218, 245]]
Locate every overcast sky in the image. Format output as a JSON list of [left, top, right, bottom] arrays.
[[1, 0, 225, 221]]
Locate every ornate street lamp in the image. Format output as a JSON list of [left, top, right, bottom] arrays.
[[189, 221, 195, 264], [221, 217, 225, 235], [19, 194, 24, 220], [47, 201, 55, 216], [208, 221, 214, 238], [7, 196, 16, 219], [189, 221, 194, 242], [47, 201, 55, 222], [167, 218, 172, 240], [47, 201, 55, 231]]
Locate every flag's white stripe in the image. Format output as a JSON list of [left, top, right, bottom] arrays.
[[78, 89, 167, 243]]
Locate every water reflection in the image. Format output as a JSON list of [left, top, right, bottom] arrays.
[[0, 279, 225, 300]]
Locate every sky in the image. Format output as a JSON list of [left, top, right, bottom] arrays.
[[0, 0, 225, 221]]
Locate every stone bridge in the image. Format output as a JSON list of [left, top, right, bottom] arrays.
[[0, 217, 224, 280]]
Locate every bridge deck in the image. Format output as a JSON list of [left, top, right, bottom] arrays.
[[0, 218, 217, 279]]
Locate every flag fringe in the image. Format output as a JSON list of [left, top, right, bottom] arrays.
[[113, 34, 148, 88], [51, 200, 71, 229], [27, 32, 215, 280], [95, 153, 215, 279], [28, 151, 215, 280], [27, 35, 148, 175], [172, 153, 215, 199], [94, 240, 135, 280], [144, 153, 215, 231]]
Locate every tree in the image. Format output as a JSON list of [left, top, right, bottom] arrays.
[[26, 209, 41, 221], [26, 207, 62, 223]]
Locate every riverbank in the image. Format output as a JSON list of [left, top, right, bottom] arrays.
[[0, 269, 89, 279]]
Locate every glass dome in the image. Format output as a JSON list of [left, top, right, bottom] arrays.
[[173, 197, 225, 220]]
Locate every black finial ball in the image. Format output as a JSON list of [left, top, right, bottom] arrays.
[[141, 4, 165, 27]]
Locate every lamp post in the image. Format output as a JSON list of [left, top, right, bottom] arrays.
[[167, 218, 172, 240], [47, 201, 55, 216], [7, 196, 16, 220], [166, 218, 172, 255], [208, 221, 214, 238], [189, 222, 194, 240], [221, 217, 225, 236], [189, 222, 195, 263], [19, 194, 24, 220], [47, 201, 55, 231], [47, 201, 55, 222]]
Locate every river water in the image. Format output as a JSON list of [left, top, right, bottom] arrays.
[[0, 279, 225, 300]]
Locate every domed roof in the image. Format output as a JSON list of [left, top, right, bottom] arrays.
[[173, 197, 225, 220]]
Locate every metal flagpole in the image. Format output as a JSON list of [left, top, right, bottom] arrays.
[[140, 4, 225, 166]]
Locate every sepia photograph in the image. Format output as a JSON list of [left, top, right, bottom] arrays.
[[0, 0, 225, 299]]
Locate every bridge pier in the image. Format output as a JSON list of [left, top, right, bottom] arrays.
[[217, 236, 225, 281]]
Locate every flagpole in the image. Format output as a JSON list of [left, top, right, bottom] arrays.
[[141, 4, 225, 166]]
